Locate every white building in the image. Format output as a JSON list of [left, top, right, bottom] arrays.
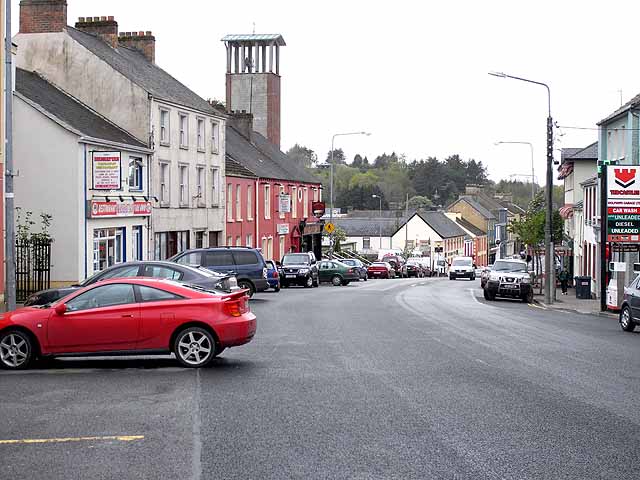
[[14, 2, 226, 261], [14, 69, 152, 285]]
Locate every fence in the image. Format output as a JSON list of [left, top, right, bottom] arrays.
[[16, 238, 52, 303]]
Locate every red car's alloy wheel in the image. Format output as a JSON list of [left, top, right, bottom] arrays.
[[0, 331, 33, 369], [174, 328, 215, 368]]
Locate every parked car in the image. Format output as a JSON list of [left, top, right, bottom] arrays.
[[318, 260, 360, 286], [279, 252, 319, 288], [483, 259, 533, 303], [449, 256, 476, 281], [403, 258, 430, 278], [367, 262, 395, 279], [265, 260, 281, 292], [341, 259, 368, 281], [382, 254, 405, 277], [619, 274, 640, 332], [480, 264, 493, 289], [171, 247, 269, 297], [0, 278, 256, 370], [23, 261, 239, 307]]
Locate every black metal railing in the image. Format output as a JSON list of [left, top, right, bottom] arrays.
[[16, 238, 52, 303]]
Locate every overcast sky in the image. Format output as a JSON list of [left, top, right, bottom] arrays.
[[11, 0, 639, 183]]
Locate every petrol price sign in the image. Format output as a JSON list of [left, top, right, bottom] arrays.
[[607, 166, 640, 242]]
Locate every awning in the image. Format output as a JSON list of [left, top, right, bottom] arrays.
[[557, 162, 574, 180], [559, 204, 574, 219]]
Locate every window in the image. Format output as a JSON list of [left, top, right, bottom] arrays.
[[303, 188, 309, 218], [67, 284, 135, 312], [211, 168, 219, 206], [236, 185, 243, 221], [93, 228, 124, 273], [279, 236, 285, 259], [197, 118, 205, 151], [195, 231, 204, 249], [159, 162, 169, 205], [363, 237, 371, 250], [292, 187, 297, 218], [175, 252, 202, 266], [227, 236, 233, 245], [179, 114, 188, 148], [160, 109, 170, 145], [139, 285, 183, 303], [132, 226, 143, 261], [177, 231, 189, 254], [279, 186, 285, 219], [155, 231, 189, 260], [142, 265, 183, 280], [261, 237, 267, 256], [233, 251, 258, 265], [247, 185, 253, 220], [205, 250, 234, 267], [236, 236, 242, 246], [128, 158, 143, 191], [211, 121, 219, 153], [179, 165, 189, 206], [227, 184, 234, 221], [267, 237, 274, 260], [246, 234, 253, 247], [264, 185, 271, 219], [196, 167, 205, 206], [95, 264, 140, 282]]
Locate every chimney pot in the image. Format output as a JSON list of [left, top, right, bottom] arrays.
[[132, 31, 138, 36], [100, 16, 107, 21], [146, 31, 152, 36], [139, 31, 145, 36], [93, 16, 100, 21], [118, 28, 156, 63], [78, 16, 85, 22], [108, 16, 114, 21], [75, 13, 119, 48]]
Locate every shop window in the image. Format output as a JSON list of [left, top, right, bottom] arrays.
[[132, 226, 143, 261], [128, 158, 143, 191], [195, 231, 204, 249], [93, 228, 124, 273], [154, 231, 189, 260]]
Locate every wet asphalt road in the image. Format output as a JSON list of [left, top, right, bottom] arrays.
[[1, 277, 639, 479]]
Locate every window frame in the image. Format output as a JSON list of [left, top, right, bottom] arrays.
[[66, 283, 136, 313], [291, 186, 297, 218], [137, 285, 185, 303], [159, 108, 170, 146], [178, 164, 189, 207], [179, 113, 189, 149], [128, 157, 143, 191], [279, 186, 285, 219], [196, 166, 206, 207], [227, 184, 234, 221], [197, 117, 206, 152], [236, 184, 243, 221], [211, 121, 219, 153], [247, 184, 253, 220], [264, 184, 271, 220], [159, 161, 170, 207]]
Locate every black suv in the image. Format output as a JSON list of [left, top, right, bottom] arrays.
[[280, 252, 320, 288], [171, 247, 269, 297], [483, 259, 533, 303]]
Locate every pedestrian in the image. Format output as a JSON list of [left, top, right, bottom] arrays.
[[559, 268, 569, 295]]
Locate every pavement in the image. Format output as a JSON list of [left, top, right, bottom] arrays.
[[534, 287, 618, 317], [1, 277, 639, 479]]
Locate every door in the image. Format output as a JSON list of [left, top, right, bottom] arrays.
[[318, 261, 336, 282], [232, 250, 261, 281], [204, 250, 236, 275], [47, 283, 140, 354], [136, 285, 185, 350]]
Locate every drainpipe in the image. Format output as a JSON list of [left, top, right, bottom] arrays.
[[4, 0, 16, 310], [255, 179, 259, 248]]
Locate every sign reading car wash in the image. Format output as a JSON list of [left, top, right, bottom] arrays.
[[607, 166, 640, 242], [88, 201, 152, 219], [92, 151, 122, 190]]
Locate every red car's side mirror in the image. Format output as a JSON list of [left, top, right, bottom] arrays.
[[54, 303, 67, 315]]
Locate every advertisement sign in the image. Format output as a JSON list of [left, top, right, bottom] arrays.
[[92, 151, 122, 190], [279, 194, 291, 213], [277, 224, 290, 235], [88, 201, 152, 219], [607, 166, 640, 242], [312, 201, 326, 217]]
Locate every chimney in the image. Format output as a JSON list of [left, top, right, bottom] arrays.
[[20, 0, 68, 34], [465, 185, 483, 196], [229, 111, 254, 140], [119, 31, 156, 63], [75, 16, 118, 48]]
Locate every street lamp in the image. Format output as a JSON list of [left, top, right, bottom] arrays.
[[328, 131, 371, 258], [489, 71, 554, 304], [494, 141, 535, 201], [372, 194, 382, 251]]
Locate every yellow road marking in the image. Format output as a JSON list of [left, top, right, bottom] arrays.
[[0, 435, 144, 445], [529, 303, 546, 310]]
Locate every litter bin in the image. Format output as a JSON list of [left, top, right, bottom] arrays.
[[575, 276, 592, 299]]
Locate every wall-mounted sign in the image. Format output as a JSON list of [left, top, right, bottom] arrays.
[[607, 166, 640, 242], [88, 201, 152, 219], [312, 201, 326, 217], [92, 151, 122, 190], [277, 224, 290, 235], [279, 194, 291, 213]]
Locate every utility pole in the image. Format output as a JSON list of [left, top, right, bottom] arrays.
[[599, 162, 608, 311], [405, 192, 409, 252], [5, 0, 16, 311]]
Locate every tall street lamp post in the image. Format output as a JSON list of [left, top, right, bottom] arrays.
[[372, 194, 382, 251], [494, 141, 536, 201], [489, 71, 554, 304], [329, 131, 370, 258]]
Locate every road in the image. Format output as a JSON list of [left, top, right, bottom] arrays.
[[1, 277, 639, 479]]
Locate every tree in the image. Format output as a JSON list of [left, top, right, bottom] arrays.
[[408, 196, 433, 210], [326, 148, 346, 165], [287, 144, 318, 168], [352, 154, 370, 170]]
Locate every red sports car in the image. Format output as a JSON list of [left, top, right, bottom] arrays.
[[0, 278, 256, 370]]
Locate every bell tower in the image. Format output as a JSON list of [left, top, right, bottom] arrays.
[[222, 34, 286, 148]]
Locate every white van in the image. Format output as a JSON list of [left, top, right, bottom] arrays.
[[449, 256, 475, 281]]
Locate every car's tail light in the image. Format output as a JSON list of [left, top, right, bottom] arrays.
[[273, 270, 279, 278], [223, 295, 249, 317]]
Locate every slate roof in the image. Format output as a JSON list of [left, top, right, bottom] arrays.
[[67, 27, 216, 115], [333, 217, 400, 237], [225, 156, 256, 178], [453, 196, 496, 220], [566, 142, 598, 160], [599, 93, 640, 125], [561, 148, 582, 161], [225, 126, 321, 184], [416, 211, 468, 239], [455, 217, 485, 237], [16, 68, 146, 148]]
